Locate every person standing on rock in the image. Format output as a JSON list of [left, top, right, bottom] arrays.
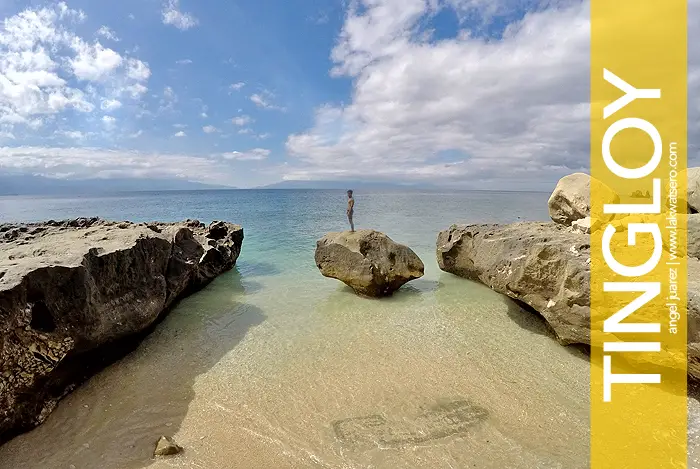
[[346, 190, 355, 232]]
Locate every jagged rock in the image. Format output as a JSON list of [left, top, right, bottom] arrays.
[[315, 230, 424, 297], [0, 218, 243, 443], [548, 173, 619, 226], [154, 436, 182, 457]]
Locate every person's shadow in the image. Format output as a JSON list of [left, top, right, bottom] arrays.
[[0, 269, 265, 469]]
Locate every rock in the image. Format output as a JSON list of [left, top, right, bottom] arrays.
[[207, 221, 229, 240], [0, 218, 243, 443], [437, 222, 590, 345], [548, 173, 619, 226], [154, 436, 182, 457], [315, 230, 424, 297], [571, 217, 592, 234], [437, 222, 700, 380], [689, 214, 700, 259], [687, 168, 700, 213]]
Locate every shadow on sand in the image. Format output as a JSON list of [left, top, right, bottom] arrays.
[[0, 270, 266, 469], [503, 296, 589, 360]]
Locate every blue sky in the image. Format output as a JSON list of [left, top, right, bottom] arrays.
[[0, 0, 694, 190]]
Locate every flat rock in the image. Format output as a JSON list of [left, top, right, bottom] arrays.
[[315, 230, 424, 297], [0, 218, 243, 443]]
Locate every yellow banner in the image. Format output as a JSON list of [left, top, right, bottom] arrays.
[[591, 1, 687, 468]]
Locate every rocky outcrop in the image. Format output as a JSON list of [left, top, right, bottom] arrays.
[[0, 218, 243, 443], [437, 223, 590, 345], [437, 222, 700, 379], [315, 230, 424, 297], [547, 173, 619, 226]]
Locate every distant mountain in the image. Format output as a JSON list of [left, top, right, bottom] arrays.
[[259, 180, 440, 190], [0, 175, 233, 196]]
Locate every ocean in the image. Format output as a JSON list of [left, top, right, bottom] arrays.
[[0, 189, 597, 469]]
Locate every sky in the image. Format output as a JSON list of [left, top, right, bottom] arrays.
[[0, 0, 697, 190]]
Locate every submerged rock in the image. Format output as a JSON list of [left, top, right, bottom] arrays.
[[0, 218, 243, 443], [315, 230, 424, 297], [154, 436, 183, 457]]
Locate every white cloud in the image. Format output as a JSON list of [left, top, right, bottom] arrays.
[[162, 0, 199, 30], [57, 130, 89, 140], [70, 39, 123, 81], [126, 58, 151, 81], [231, 115, 253, 126], [285, 0, 595, 187], [97, 26, 119, 42], [174, 131, 186, 137], [176, 59, 193, 65], [100, 98, 122, 111], [250, 93, 285, 111], [101, 115, 116, 127], [221, 148, 270, 161], [125, 83, 148, 98], [173, 123, 188, 129], [129, 130, 143, 138], [0, 3, 150, 135], [0, 146, 238, 183], [203, 125, 218, 133], [159, 86, 178, 113], [238, 128, 252, 135], [230, 82, 245, 91]]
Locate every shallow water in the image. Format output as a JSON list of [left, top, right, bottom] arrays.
[[0, 189, 597, 468]]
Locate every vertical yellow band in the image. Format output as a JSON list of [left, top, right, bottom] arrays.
[[591, 2, 687, 468]]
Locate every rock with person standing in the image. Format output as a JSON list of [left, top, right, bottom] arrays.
[[315, 230, 424, 297], [0, 218, 243, 443]]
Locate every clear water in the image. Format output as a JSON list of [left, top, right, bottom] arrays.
[[0, 190, 595, 469]]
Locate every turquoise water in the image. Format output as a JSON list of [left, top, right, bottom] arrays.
[[0, 189, 549, 274], [0, 190, 596, 469]]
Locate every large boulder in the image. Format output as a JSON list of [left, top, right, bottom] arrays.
[[0, 218, 243, 443], [315, 230, 424, 297], [437, 222, 590, 344], [437, 222, 700, 380], [548, 173, 619, 226]]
